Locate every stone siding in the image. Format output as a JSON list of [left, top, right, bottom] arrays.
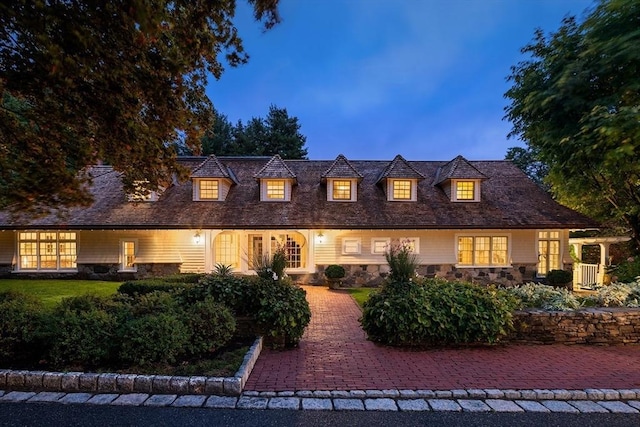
[[508, 308, 640, 345], [306, 263, 538, 287]]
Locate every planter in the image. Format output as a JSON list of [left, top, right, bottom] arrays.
[[327, 278, 342, 290]]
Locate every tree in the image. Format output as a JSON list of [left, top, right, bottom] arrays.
[[504, 0, 640, 250], [504, 146, 549, 191], [0, 0, 280, 214], [200, 104, 308, 159]]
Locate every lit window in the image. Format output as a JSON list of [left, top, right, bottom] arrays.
[[457, 236, 508, 266], [332, 180, 352, 200], [392, 180, 412, 200], [199, 180, 219, 200], [342, 238, 361, 255], [456, 181, 475, 200], [266, 180, 285, 200], [538, 231, 561, 276], [371, 238, 390, 255], [121, 240, 136, 271], [18, 231, 77, 271], [214, 233, 238, 268]]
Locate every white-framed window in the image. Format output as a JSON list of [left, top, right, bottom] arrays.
[[18, 231, 77, 271], [455, 181, 475, 200], [247, 232, 307, 270], [371, 238, 391, 255], [199, 179, 219, 200], [214, 232, 238, 268], [392, 179, 412, 200], [120, 239, 137, 272], [398, 237, 420, 254], [457, 235, 509, 266], [342, 238, 361, 255], [329, 179, 355, 201], [538, 231, 561, 276], [263, 179, 287, 201]]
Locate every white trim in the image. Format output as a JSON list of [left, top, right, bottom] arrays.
[[342, 237, 361, 255], [454, 233, 511, 268], [387, 179, 417, 201], [119, 239, 138, 272], [451, 179, 480, 202], [327, 178, 357, 202], [371, 238, 391, 255]]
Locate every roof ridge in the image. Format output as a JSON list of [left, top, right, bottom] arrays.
[[377, 154, 426, 183], [190, 155, 231, 179]]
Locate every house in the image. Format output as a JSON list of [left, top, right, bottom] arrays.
[[0, 154, 598, 286]]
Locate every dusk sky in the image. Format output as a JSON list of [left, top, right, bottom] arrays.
[[207, 0, 595, 161]]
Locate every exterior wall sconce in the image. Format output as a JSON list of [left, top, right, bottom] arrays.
[[194, 231, 202, 245], [317, 232, 324, 244]]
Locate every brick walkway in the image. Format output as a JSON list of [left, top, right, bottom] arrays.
[[244, 286, 640, 392]]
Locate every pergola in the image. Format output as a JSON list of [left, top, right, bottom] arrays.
[[568, 236, 631, 289]]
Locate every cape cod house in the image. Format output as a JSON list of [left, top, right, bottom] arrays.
[[0, 154, 598, 286]]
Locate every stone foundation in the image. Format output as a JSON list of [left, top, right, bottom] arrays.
[[307, 263, 538, 287], [508, 308, 640, 345]]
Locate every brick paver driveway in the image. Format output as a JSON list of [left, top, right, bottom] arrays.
[[244, 286, 640, 392]]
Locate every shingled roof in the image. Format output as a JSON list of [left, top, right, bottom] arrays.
[[376, 154, 426, 183], [190, 155, 238, 183], [0, 156, 599, 230], [253, 154, 297, 183], [433, 155, 487, 186], [321, 154, 363, 180]]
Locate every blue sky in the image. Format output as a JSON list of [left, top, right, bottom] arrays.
[[206, 0, 595, 161]]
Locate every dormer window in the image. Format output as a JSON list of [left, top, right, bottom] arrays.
[[199, 180, 219, 200], [266, 180, 285, 200], [387, 179, 417, 201], [327, 178, 357, 202], [452, 180, 480, 202]]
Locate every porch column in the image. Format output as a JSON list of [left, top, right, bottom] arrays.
[[571, 243, 583, 288], [598, 242, 611, 285]]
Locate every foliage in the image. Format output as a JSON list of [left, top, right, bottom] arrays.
[[507, 283, 582, 311], [0, 279, 120, 309], [546, 270, 573, 287], [347, 287, 377, 308], [160, 273, 205, 284], [384, 242, 419, 283], [213, 263, 234, 277], [361, 279, 518, 346], [324, 265, 346, 279], [184, 275, 255, 316], [586, 281, 640, 307], [0, 291, 44, 362], [609, 257, 640, 283], [252, 278, 311, 347], [504, 146, 549, 191], [117, 279, 193, 296], [253, 244, 287, 281], [504, 0, 640, 250], [199, 105, 308, 159], [183, 297, 236, 356], [0, 0, 281, 213]]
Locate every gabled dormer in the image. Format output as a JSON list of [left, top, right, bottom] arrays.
[[433, 155, 487, 202], [191, 155, 238, 201], [254, 155, 297, 202], [376, 155, 425, 201], [321, 154, 363, 202]]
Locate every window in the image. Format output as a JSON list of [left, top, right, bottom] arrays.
[[456, 181, 475, 200], [214, 233, 238, 268], [371, 238, 391, 255], [538, 231, 561, 276], [120, 240, 136, 271], [342, 238, 361, 255], [248, 232, 307, 270], [18, 232, 77, 271], [266, 180, 286, 200], [199, 180, 219, 200], [457, 236, 508, 266], [332, 180, 352, 200], [392, 180, 412, 200]]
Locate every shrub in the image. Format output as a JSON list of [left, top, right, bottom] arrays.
[[42, 295, 121, 367], [118, 312, 190, 366], [0, 291, 44, 362], [385, 242, 419, 282], [213, 263, 234, 277], [117, 279, 193, 296], [610, 257, 640, 283], [324, 265, 346, 279], [508, 283, 581, 311], [361, 279, 517, 346], [252, 279, 311, 347], [546, 269, 573, 287], [161, 273, 205, 283], [184, 297, 236, 356], [182, 275, 255, 315], [588, 282, 640, 307]]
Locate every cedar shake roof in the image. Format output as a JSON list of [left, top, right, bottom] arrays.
[[191, 155, 237, 183], [433, 155, 487, 185], [0, 156, 599, 230], [376, 154, 426, 183], [321, 154, 363, 180], [253, 154, 297, 182]]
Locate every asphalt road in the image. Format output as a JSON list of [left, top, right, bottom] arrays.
[[1, 404, 639, 427]]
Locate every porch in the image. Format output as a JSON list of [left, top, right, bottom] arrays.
[[569, 236, 630, 290]]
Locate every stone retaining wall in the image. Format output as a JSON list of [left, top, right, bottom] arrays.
[[509, 308, 640, 345]]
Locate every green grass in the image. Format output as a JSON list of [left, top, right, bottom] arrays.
[[348, 287, 377, 308], [0, 279, 121, 308]]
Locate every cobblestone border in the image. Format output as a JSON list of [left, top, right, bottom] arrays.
[[0, 337, 262, 397]]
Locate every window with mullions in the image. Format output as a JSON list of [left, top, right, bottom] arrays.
[[456, 181, 475, 200], [332, 180, 352, 200], [18, 231, 77, 271], [458, 236, 508, 266], [538, 231, 561, 276], [266, 180, 286, 200], [199, 180, 219, 200], [392, 180, 412, 200]]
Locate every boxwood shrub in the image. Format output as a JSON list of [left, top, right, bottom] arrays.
[[361, 279, 518, 346], [117, 279, 194, 296], [0, 291, 44, 362]]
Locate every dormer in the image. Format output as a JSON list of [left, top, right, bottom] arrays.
[[433, 155, 487, 202], [254, 155, 297, 202], [191, 155, 238, 201], [321, 154, 363, 202], [376, 155, 425, 202]]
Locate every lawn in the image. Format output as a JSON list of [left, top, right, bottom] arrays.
[[0, 279, 121, 309], [347, 287, 377, 308]]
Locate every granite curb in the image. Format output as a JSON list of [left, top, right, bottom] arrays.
[[0, 337, 262, 397]]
